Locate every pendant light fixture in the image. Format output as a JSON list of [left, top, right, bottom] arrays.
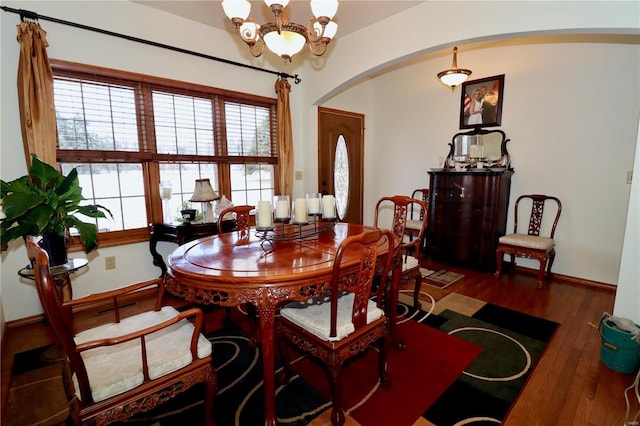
[[437, 46, 472, 90]]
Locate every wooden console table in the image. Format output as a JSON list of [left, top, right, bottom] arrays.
[[149, 221, 234, 277]]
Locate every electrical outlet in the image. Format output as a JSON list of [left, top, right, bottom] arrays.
[[295, 171, 303, 180], [105, 256, 116, 270], [627, 171, 633, 184]]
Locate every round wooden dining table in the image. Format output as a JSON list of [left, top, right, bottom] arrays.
[[165, 222, 400, 426]]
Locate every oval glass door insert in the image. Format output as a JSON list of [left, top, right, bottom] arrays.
[[334, 135, 349, 221]]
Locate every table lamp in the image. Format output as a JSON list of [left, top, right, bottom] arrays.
[[189, 178, 220, 223]]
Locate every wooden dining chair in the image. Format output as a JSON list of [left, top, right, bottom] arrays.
[[217, 204, 255, 237], [25, 235, 216, 426], [405, 188, 429, 255], [495, 194, 562, 288], [374, 195, 428, 309], [217, 204, 258, 340], [276, 228, 395, 426]]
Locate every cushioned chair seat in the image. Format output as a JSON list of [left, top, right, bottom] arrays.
[[499, 233, 554, 250], [74, 306, 212, 402], [405, 219, 423, 231], [280, 293, 383, 342], [401, 255, 420, 271]]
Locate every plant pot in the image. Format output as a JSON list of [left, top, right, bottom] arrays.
[[40, 233, 68, 267], [181, 209, 197, 222]]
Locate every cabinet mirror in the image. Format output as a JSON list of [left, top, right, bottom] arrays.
[[446, 128, 511, 169]]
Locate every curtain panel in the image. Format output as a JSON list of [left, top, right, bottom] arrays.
[[16, 21, 57, 168], [275, 78, 293, 196]]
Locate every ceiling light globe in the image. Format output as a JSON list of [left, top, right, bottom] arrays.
[[265, 0, 289, 8], [263, 30, 306, 59], [315, 20, 338, 39], [222, 0, 251, 20], [438, 70, 472, 88], [239, 21, 260, 41], [311, 0, 339, 20]]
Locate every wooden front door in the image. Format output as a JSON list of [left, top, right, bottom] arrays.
[[318, 107, 364, 224]]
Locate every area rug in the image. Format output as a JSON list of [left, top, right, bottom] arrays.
[[421, 268, 465, 289], [208, 318, 480, 426], [398, 287, 560, 425], [9, 289, 558, 426], [10, 315, 480, 426]]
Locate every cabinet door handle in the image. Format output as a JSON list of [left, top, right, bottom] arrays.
[[453, 182, 465, 198]]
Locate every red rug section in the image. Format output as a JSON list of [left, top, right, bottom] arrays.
[[290, 319, 482, 426]]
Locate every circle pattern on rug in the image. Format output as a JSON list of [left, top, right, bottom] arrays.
[[448, 327, 532, 381]]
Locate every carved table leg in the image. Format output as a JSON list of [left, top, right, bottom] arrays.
[[257, 304, 278, 426]]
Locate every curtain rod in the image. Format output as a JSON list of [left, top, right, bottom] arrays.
[[0, 6, 302, 84]]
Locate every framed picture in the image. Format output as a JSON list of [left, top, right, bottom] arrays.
[[459, 74, 505, 129]]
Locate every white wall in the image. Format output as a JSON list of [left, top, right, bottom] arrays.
[[613, 121, 640, 321], [324, 40, 638, 286], [1, 1, 638, 323]]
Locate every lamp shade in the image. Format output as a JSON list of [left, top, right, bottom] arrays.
[[189, 178, 220, 202]]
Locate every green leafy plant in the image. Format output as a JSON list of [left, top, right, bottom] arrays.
[[0, 155, 113, 253]]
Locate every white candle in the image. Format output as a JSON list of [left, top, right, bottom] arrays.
[[322, 195, 335, 218], [469, 145, 477, 158], [257, 201, 273, 228], [294, 198, 307, 223], [308, 197, 321, 214], [275, 200, 289, 219], [161, 187, 172, 198]]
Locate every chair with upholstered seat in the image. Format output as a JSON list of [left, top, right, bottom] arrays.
[[495, 194, 562, 288], [217, 204, 258, 339], [405, 188, 429, 256], [276, 228, 395, 426], [26, 235, 216, 426], [374, 195, 428, 309]]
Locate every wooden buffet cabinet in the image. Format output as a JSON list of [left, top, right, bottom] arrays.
[[426, 128, 513, 271], [426, 169, 512, 271]]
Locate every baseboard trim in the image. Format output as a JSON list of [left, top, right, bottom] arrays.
[[515, 265, 616, 291], [6, 314, 46, 329]]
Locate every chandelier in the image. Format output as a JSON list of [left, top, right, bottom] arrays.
[[437, 46, 472, 90], [222, 0, 339, 62]]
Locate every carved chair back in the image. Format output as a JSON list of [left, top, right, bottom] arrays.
[[217, 205, 255, 237]]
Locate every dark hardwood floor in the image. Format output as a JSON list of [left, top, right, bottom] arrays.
[[1, 259, 635, 425]]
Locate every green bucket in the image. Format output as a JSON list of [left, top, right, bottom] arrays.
[[600, 318, 640, 374]]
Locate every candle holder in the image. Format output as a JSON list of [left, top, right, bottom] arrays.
[[292, 197, 308, 225], [322, 194, 337, 220], [256, 221, 336, 247], [159, 181, 172, 223], [256, 200, 275, 231], [273, 195, 291, 223]]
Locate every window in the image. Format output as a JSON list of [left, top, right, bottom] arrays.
[[52, 60, 278, 247]]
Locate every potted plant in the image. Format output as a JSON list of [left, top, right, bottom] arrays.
[[0, 155, 112, 265]]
